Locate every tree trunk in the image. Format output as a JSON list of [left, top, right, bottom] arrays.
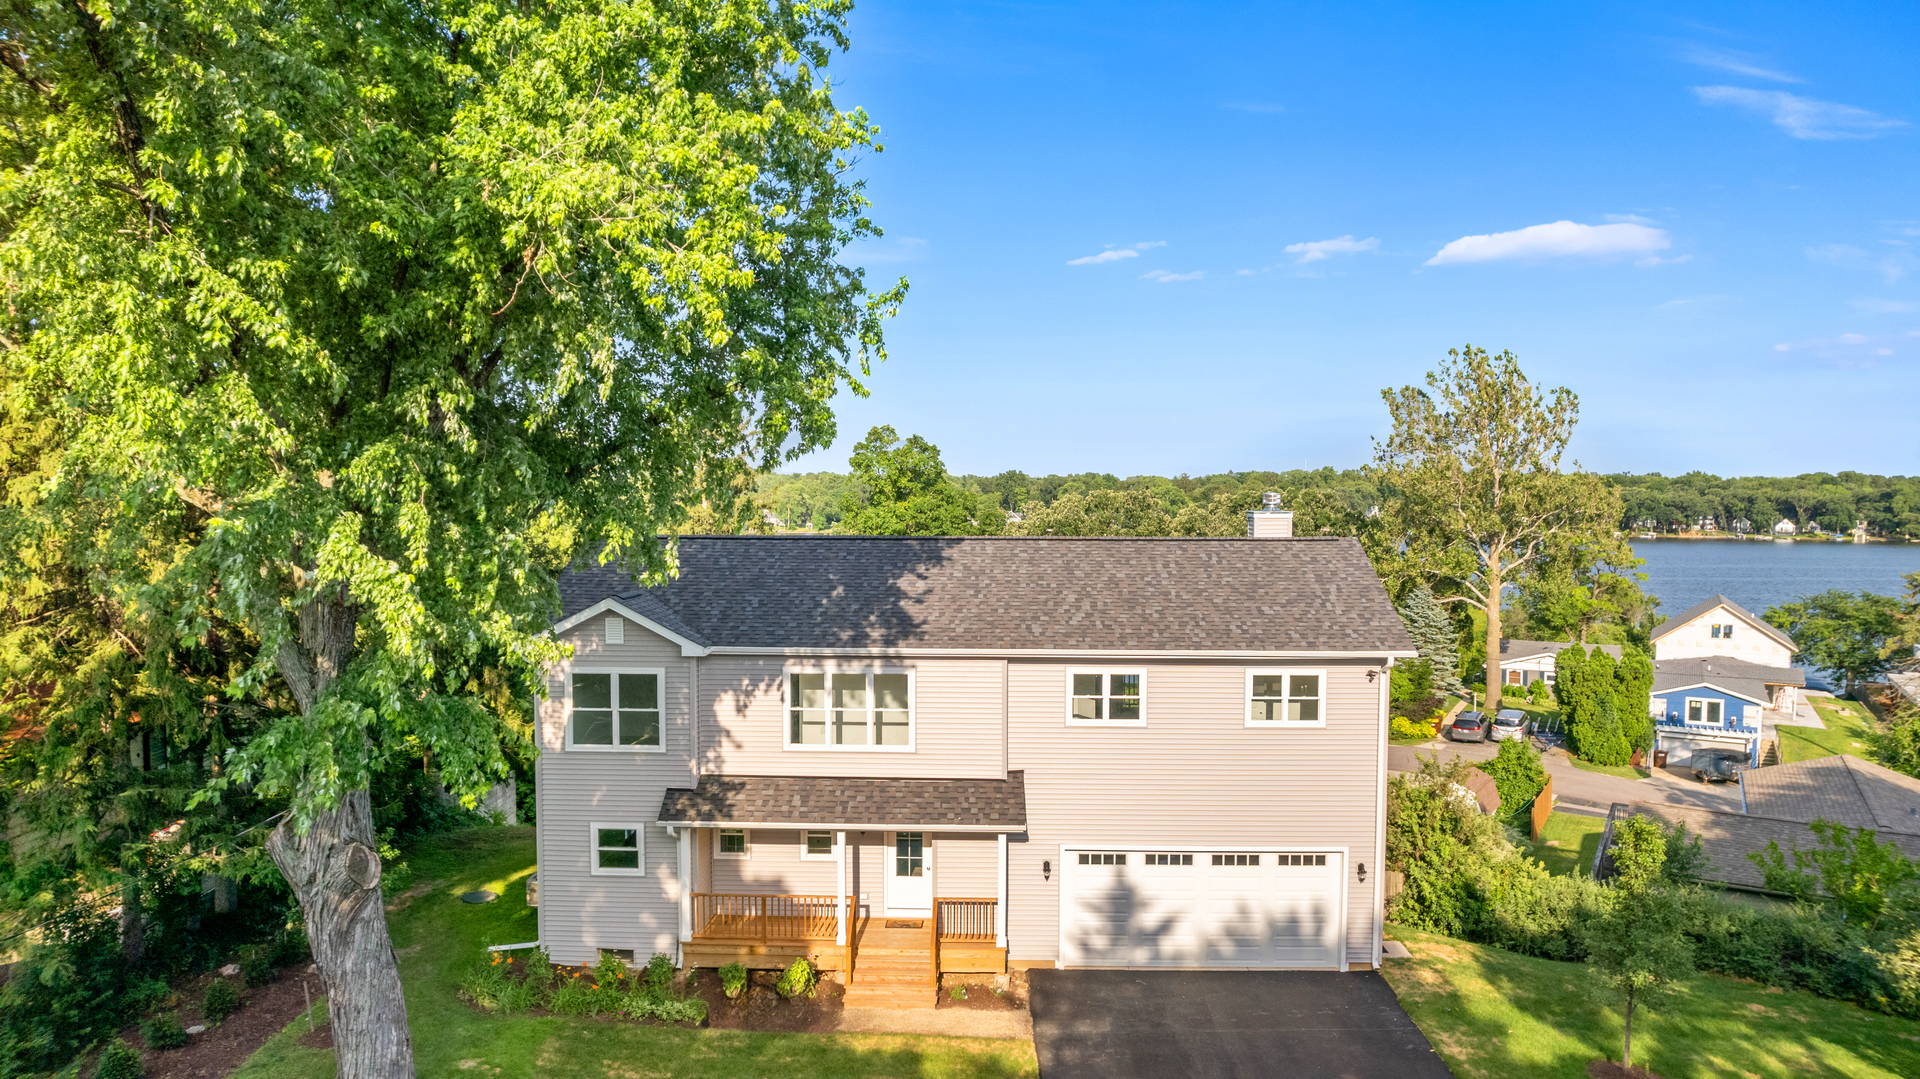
[[266, 591, 416, 1079], [1484, 555, 1503, 712], [120, 871, 145, 967], [267, 787, 413, 1078], [1621, 996, 1634, 1067]]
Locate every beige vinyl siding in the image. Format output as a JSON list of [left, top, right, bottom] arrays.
[[695, 656, 1005, 779], [533, 752, 686, 966], [1006, 658, 1384, 968], [931, 833, 1000, 899], [535, 616, 697, 965], [706, 830, 840, 894]]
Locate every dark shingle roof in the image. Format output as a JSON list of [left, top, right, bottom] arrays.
[[1652, 656, 1804, 704], [657, 772, 1028, 831], [1650, 593, 1797, 651], [560, 535, 1412, 654], [1741, 755, 1920, 834], [1498, 639, 1622, 662], [1610, 800, 1920, 891]]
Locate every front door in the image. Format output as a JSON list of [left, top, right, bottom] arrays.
[[884, 831, 932, 914]]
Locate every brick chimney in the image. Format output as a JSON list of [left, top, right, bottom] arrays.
[[1246, 492, 1294, 538]]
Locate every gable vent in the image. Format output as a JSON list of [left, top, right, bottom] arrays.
[[605, 615, 625, 645]]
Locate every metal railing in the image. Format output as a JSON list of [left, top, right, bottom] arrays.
[[935, 897, 998, 942], [690, 893, 842, 942]]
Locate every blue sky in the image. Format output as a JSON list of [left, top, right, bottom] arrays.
[[786, 2, 1920, 478]]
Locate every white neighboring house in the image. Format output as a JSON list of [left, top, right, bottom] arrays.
[[1772, 519, 1797, 536], [1496, 639, 1623, 689], [1649, 594, 1797, 698]]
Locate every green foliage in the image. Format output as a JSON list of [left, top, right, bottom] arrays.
[[1526, 677, 1550, 703], [594, 951, 631, 991], [239, 946, 277, 988], [644, 953, 675, 993], [1606, 817, 1671, 895], [1390, 659, 1434, 704], [836, 427, 999, 536], [1397, 585, 1466, 697], [1765, 590, 1905, 691], [95, 1040, 144, 1079], [521, 947, 554, 989], [1012, 487, 1170, 537], [1477, 739, 1548, 823], [1390, 715, 1438, 741], [1582, 884, 1695, 1068], [720, 961, 749, 1000], [775, 956, 819, 999], [1607, 470, 1920, 538], [1558, 645, 1652, 764], [1514, 534, 1656, 648], [1747, 819, 1919, 927], [0, 902, 130, 1075], [547, 974, 598, 1016], [141, 1014, 187, 1051], [202, 977, 241, 1023]]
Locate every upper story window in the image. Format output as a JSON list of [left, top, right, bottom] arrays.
[[1709, 622, 1736, 639], [1246, 669, 1326, 728], [568, 669, 664, 751], [787, 670, 914, 751], [1686, 698, 1723, 726], [1067, 671, 1145, 726]]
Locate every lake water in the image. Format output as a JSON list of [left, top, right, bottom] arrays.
[[1629, 539, 1920, 692]]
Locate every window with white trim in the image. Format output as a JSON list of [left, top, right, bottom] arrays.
[[803, 831, 837, 860], [568, 669, 663, 750], [1068, 671, 1145, 725], [591, 824, 643, 875], [1685, 697, 1723, 726], [1246, 669, 1326, 726], [786, 670, 913, 749], [717, 829, 749, 859]]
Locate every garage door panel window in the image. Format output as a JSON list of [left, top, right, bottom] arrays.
[[1246, 669, 1327, 727], [787, 669, 914, 750], [1068, 671, 1145, 726], [1211, 853, 1260, 866], [569, 670, 664, 751]]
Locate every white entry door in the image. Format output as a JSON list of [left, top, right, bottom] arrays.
[[1061, 848, 1344, 968], [885, 831, 932, 913]]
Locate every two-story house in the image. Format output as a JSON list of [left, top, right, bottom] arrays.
[[528, 527, 1413, 1007], [1648, 595, 1805, 767]]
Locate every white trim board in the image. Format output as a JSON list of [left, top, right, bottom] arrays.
[[550, 599, 710, 657]]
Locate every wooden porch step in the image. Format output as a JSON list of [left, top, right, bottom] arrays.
[[842, 984, 937, 1009]]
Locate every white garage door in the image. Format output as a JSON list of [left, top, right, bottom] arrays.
[[1061, 848, 1344, 968]]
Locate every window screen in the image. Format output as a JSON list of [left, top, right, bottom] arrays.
[[596, 827, 640, 870]]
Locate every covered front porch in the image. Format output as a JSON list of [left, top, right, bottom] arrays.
[[658, 772, 1027, 1005]]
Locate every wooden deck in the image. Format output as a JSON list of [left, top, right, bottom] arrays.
[[682, 902, 1006, 976]]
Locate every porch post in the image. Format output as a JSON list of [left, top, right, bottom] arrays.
[[835, 830, 848, 947], [996, 832, 1008, 949], [677, 827, 693, 943]]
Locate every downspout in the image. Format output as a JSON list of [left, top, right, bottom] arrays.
[[1373, 656, 1393, 972]]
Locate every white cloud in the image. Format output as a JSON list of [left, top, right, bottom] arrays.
[[1876, 347, 1894, 355], [1425, 220, 1670, 266], [1605, 213, 1662, 225], [1679, 45, 1802, 83], [1141, 269, 1204, 283], [1809, 243, 1913, 284], [1282, 235, 1379, 264], [1693, 86, 1906, 140], [1067, 240, 1166, 266], [1850, 298, 1920, 313], [1636, 255, 1693, 267], [1839, 333, 1870, 344]]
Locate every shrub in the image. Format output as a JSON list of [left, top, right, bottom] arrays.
[[1477, 739, 1548, 822], [142, 1013, 188, 1051], [643, 952, 674, 993], [547, 973, 597, 1016], [0, 902, 131, 1074], [240, 946, 277, 988], [459, 953, 508, 1009], [774, 957, 817, 1000], [202, 978, 241, 1023], [96, 1039, 144, 1079], [593, 951, 630, 991], [495, 979, 539, 1015], [521, 946, 554, 990], [273, 924, 311, 967], [719, 962, 748, 1000], [1389, 716, 1435, 741]]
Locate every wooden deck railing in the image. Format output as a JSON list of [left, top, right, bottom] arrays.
[[935, 897, 999, 942], [691, 893, 842, 942]]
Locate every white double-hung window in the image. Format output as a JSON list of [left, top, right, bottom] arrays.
[[1246, 669, 1327, 728], [1686, 698, 1723, 726], [1067, 671, 1145, 726], [568, 669, 664, 751], [787, 670, 914, 750]]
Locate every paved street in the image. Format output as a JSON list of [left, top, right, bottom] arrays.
[[1388, 737, 1746, 812]]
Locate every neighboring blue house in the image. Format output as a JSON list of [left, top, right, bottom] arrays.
[[1649, 656, 1804, 767]]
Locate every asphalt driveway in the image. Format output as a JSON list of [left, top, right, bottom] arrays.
[[1029, 968, 1451, 1079]]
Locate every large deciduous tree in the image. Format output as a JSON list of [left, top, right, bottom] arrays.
[[1, 2, 902, 1075], [1765, 590, 1904, 694], [1372, 346, 1622, 710]]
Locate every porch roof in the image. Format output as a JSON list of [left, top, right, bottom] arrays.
[[658, 771, 1027, 833]]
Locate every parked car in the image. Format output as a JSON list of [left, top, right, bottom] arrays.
[[1691, 751, 1746, 783], [1448, 711, 1488, 743], [1489, 709, 1530, 742]]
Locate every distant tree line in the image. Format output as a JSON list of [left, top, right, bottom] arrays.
[[1606, 471, 1920, 537]]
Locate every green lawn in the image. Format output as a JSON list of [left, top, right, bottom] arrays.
[[1381, 926, 1920, 1079], [1527, 812, 1607, 878], [1781, 697, 1880, 763], [231, 827, 1036, 1079]]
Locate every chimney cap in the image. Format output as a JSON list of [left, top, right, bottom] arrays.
[[1261, 491, 1282, 508]]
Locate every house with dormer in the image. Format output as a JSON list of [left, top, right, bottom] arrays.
[[1647, 595, 1805, 766]]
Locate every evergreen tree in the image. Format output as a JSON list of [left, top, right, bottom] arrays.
[[1398, 584, 1465, 697], [1615, 647, 1657, 755], [1554, 643, 1591, 715]]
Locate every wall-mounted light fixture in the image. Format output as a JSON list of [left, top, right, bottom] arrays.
[[1367, 669, 1380, 683], [1357, 862, 1368, 883], [1043, 860, 1052, 882]]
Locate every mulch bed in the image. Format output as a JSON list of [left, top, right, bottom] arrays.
[[1587, 1061, 1668, 1079], [936, 971, 1026, 1011], [692, 968, 846, 1032], [120, 966, 326, 1079]]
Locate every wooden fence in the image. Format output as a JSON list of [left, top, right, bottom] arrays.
[[1530, 775, 1554, 843]]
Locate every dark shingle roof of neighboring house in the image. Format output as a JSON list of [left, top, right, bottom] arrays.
[[1649, 593, 1797, 651], [1498, 639, 1622, 663], [558, 535, 1414, 654], [1740, 755, 1920, 833], [657, 772, 1028, 831], [1652, 656, 1804, 705], [1605, 800, 1920, 891]]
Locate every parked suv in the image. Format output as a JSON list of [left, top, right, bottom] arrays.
[[1448, 711, 1488, 743], [1691, 751, 1747, 783], [1489, 709, 1530, 742]]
